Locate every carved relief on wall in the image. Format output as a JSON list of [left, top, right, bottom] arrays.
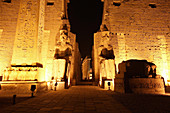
[[3, 67, 38, 81], [14, 0, 39, 58]]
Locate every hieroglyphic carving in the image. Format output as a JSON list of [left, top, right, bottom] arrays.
[[129, 78, 165, 94], [37, 0, 45, 61], [16, 0, 38, 50], [12, 0, 42, 64]]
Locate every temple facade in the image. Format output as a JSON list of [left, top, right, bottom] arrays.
[[93, 0, 170, 86], [0, 0, 169, 94]]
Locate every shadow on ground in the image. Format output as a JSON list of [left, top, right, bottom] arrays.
[[0, 97, 31, 110], [112, 93, 170, 113]]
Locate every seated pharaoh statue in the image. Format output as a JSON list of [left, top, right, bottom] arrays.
[[98, 25, 116, 86], [54, 24, 72, 60], [53, 24, 73, 82], [98, 24, 115, 61]]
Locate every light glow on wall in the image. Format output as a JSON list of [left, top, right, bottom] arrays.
[[162, 68, 169, 85], [99, 59, 115, 87], [45, 68, 49, 81], [53, 59, 66, 81]]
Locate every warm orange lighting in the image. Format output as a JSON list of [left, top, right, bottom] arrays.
[[99, 59, 115, 87], [45, 68, 49, 81], [67, 63, 71, 86], [47, 81, 50, 86], [104, 80, 114, 91], [162, 68, 169, 85], [99, 80, 102, 86], [53, 59, 66, 81]]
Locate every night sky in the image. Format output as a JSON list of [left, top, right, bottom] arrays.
[[68, 0, 103, 58]]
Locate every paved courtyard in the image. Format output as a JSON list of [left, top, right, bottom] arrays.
[[0, 86, 170, 113]]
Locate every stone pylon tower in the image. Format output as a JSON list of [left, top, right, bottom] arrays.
[[0, 0, 81, 94], [0, 0, 81, 85], [95, 0, 170, 85], [0, 0, 46, 81]]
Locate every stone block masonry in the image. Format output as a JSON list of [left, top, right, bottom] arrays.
[[11, 0, 44, 65], [102, 0, 170, 84], [0, 0, 63, 75], [0, 0, 20, 75], [0, 0, 81, 85]]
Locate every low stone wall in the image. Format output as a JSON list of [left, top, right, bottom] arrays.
[[129, 78, 165, 94], [114, 78, 165, 94], [0, 81, 48, 97]]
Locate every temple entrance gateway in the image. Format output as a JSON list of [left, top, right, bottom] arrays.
[[0, 0, 168, 95]]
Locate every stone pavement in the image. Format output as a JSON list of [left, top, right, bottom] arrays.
[[0, 86, 131, 113], [0, 86, 170, 113]]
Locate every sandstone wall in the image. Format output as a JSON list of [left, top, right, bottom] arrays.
[[45, 0, 63, 58], [0, 0, 20, 75], [73, 42, 81, 84], [0, 0, 67, 80], [11, 0, 45, 65], [102, 0, 170, 83], [44, 0, 68, 81]]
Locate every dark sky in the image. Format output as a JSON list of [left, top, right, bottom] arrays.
[[68, 0, 103, 58]]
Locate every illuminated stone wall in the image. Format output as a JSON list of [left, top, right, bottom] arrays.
[[45, 0, 63, 59], [11, 0, 45, 65], [68, 31, 80, 85], [0, 0, 20, 76], [100, 0, 170, 84], [44, 0, 68, 81], [82, 56, 91, 80], [94, 30, 116, 83], [73, 43, 81, 84], [44, 0, 81, 84], [41, 30, 50, 81], [3, 66, 39, 81], [0, 0, 81, 83]]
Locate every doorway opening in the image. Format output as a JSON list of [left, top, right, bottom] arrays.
[[68, 0, 103, 58], [68, 0, 103, 84]]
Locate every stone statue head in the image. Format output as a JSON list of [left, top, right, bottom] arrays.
[[100, 31, 112, 49], [60, 30, 68, 42], [59, 24, 70, 43]]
